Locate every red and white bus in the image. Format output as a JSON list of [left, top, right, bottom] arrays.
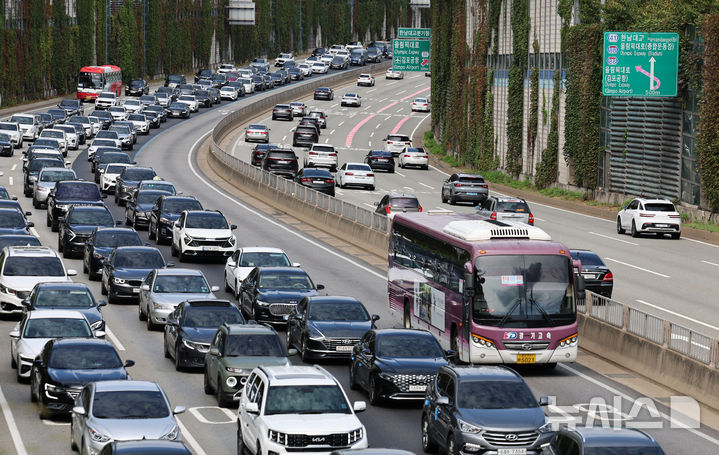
[[388, 212, 584, 365], [76, 65, 123, 101]]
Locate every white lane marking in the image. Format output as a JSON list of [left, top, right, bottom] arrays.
[[368, 88, 377, 93], [396, 90, 407, 95], [176, 417, 208, 455], [188, 406, 236, 424], [375, 123, 381, 129], [418, 182, 434, 189], [370, 132, 374, 138], [338, 121, 345, 127], [330, 129, 336, 135], [282, 135, 287, 141], [589, 232, 639, 246], [604, 257, 670, 278], [416, 84, 425, 88], [188, 132, 386, 282], [396, 108, 405, 114], [331, 103, 338, 108], [685, 238, 719, 249], [395, 172, 405, 177], [29, 227, 39, 237], [636, 299, 719, 333], [535, 217, 546, 222], [559, 363, 719, 447], [403, 186, 414, 191], [702, 260, 719, 267], [105, 327, 126, 351], [0, 385, 28, 455], [324, 138, 330, 143], [368, 141, 372, 147], [378, 98, 387, 103], [8, 177, 13, 186], [364, 105, 371, 111], [11, 164, 17, 171]]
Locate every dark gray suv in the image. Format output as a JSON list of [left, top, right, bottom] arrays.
[[421, 365, 553, 455], [546, 427, 665, 454], [441, 173, 489, 206]]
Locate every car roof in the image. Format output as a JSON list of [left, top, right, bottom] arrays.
[[27, 309, 87, 320], [50, 338, 114, 349], [155, 268, 204, 276], [184, 299, 234, 308], [94, 380, 160, 393], [491, 196, 527, 203], [68, 205, 109, 212], [387, 193, 419, 199], [224, 323, 277, 336], [307, 296, 361, 305], [260, 365, 336, 386], [5, 246, 58, 257], [633, 198, 673, 204], [94, 227, 137, 234], [34, 282, 91, 291], [565, 427, 659, 447], [240, 246, 286, 254], [443, 365, 522, 381], [455, 173, 484, 178], [257, 266, 308, 275], [114, 246, 161, 253]]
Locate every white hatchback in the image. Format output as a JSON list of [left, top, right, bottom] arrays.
[[357, 74, 375, 87], [411, 97, 430, 112], [341, 93, 362, 107], [617, 198, 682, 239], [398, 146, 429, 170], [336, 162, 375, 190]]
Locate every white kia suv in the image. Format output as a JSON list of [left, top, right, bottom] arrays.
[[170, 210, 237, 261]]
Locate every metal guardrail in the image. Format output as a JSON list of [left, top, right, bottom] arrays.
[[579, 291, 717, 366]]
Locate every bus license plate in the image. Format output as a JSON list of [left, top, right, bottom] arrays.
[[517, 354, 535, 364], [409, 385, 427, 392], [498, 449, 527, 455]]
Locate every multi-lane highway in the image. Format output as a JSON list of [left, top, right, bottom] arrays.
[[1, 65, 719, 454]]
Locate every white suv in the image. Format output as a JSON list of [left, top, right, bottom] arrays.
[[0, 246, 77, 315], [304, 144, 338, 171], [171, 210, 237, 261], [617, 197, 682, 239], [237, 365, 368, 455]]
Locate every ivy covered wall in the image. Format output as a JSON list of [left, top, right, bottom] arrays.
[[0, 0, 409, 107]]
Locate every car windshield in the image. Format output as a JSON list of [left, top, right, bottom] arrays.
[[265, 385, 350, 415], [122, 169, 156, 181], [4, 256, 65, 276], [458, 176, 484, 183], [29, 159, 64, 172], [55, 183, 101, 200], [11, 116, 33, 124], [153, 275, 209, 293], [110, 126, 131, 134], [169, 103, 187, 110], [388, 135, 409, 142], [68, 209, 113, 225], [239, 252, 290, 267], [42, 130, 63, 139], [457, 380, 538, 409], [113, 250, 164, 268], [308, 302, 369, 321], [92, 391, 169, 419], [182, 307, 243, 327], [185, 213, 228, 229], [60, 100, 78, 109], [49, 344, 122, 369], [311, 145, 334, 153], [496, 201, 530, 213], [225, 334, 285, 357], [163, 199, 203, 213], [168, 75, 183, 83], [584, 449, 663, 455], [0, 188, 9, 199], [35, 139, 59, 148], [128, 114, 145, 121], [258, 272, 312, 290], [643, 203, 676, 212], [96, 132, 118, 141], [95, 231, 141, 247], [376, 334, 444, 358], [92, 140, 116, 148], [0, 211, 25, 228], [35, 289, 94, 308], [249, 124, 267, 130], [23, 318, 91, 338]]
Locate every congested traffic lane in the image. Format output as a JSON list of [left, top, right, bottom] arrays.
[[226, 71, 719, 338]]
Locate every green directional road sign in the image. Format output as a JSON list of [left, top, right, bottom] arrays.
[[398, 27, 431, 39], [602, 31, 679, 97], [392, 39, 431, 72]]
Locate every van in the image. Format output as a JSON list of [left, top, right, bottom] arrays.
[[349, 48, 368, 66]]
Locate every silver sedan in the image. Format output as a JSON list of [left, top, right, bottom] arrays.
[[71, 380, 185, 454], [138, 268, 218, 330]]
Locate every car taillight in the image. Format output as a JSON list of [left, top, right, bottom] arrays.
[[481, 184, 488, 188], [345, 172, 354, 176], [387, 141, 394, 145], [309, 151, 318, 155], [490, 212, 497, 221], [454, 183, 463, 187], [422, 155, 428, 159], [367, 173, 374, 177], [386, 205, 391, 214], [639, 213, 655, 217], [528, 213, 534, 225], [326, 179, 334, 183], [669, 214, 681, 218], [603, 272, 613, 282], [329, 153, 337, 157], [418, 205, 423, 212], [404, 154, 411, 157], [300, 178, 312, 182]]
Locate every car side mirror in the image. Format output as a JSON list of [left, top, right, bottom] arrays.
[[292, 262, 301, 268], [141, 284, 150, 291], [124, 360, 135, 368], [288, 348, 298, 356], [353, 401, 367, 412], [373, 202, 379, 206], [102, 194, 108, 199], [231, 224, 237, 230], [67, 269, 77, 276], [94, 330, 106, 338], [25, 211, 32, 217], [173, 406, 186, 415], [9, 330, 20, 338], [209, 347, 220, 357], [58, 217, 65, 223], [445, 349, 457, 360], [244, 402, 259, 414], [539, 396, 549, 406], [437, 396, 450, 406], [316, 284, 325, 290], [26, 221, 34, 228], [11, 196, 17, 201], [131, 161, 137, 165], [115, 220, 123, 226], [575, 274, 586, 300], [72, 406, 86, 416], [98, 300, 107, 307], [33, 357, 43, 366], [371, 314, 380, 322], [174, 222, 181, 228], [166, 262, 175, 268], [21, 298, 31, 308], [227, 260, 236, 267]]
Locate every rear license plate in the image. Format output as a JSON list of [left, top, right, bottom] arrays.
[[377, 159, 388, 162], [582, 273, 597, 280], [466, 192, 478, 196], [498, 450, 527, 455], [655, 224, 668, 228], [278, 160, 289, 164], [313, 180, 325, 184], [408, 384, 427, 392], [202, 246, 220, 251], [335, 346, 353, 352], [516, 354, 536, 364]]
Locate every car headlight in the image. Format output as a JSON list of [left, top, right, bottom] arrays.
[[113, 277, 126, 284], [160, 425, 180, 440], [153, 302, 174, 310], [226, 367, 251, 374], [538, 420, 553, 433], [228, 235, 236, 246], [268, 429, 289, 445], [88, 426, 111, 443], [458, 418, 482, 434], [182, 339, 209, 352], [93, 252, 105, 259], [66, 230, 76, 242], [183, 234, 193, 244], [471, 333, 496, 350], [559, 333, 578, 348], [28, 175, 38, 182], [56, 204, 70, 211], [378, 372, 395, 381], [159, 216, 172, 224], [0, 284, 15, 294], [308, 327, 325, 341], [348, 427, 364, 443], [256, 300, 270, 307], [44, 383, 61, 399]]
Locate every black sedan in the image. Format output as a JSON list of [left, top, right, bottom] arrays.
[[30, 338, 132, 417], [114, 166, 157, 206], [164, 299, 244, 370], [295, 168, 335, 197], [148, 195, 204, 245], [125, 79, 149, 96], [23, 282, 107, 331], [167, 102, 191, 119], [83, 227, 142, 280], [287, 296, 379, 361], [239, 266, 324, 324], [194, 90, 212, 108], [364, 150, 395, 173], [250, 144, 278, 167], [349, 328, 451, 405], [101, 246, 171, 303], [570, 249, 613, 298], [0, 208, 34, 235], [0, 133, 13, 157], [58, 205, 117, 258], [314, 87, 334, 100], [124, 189, 168, 229]]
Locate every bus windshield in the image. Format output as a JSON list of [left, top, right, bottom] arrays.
[[78, 72, 104, 89], [472, 255, 575, 328]]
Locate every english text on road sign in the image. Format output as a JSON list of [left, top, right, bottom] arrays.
[[392, 39, 431, 72]]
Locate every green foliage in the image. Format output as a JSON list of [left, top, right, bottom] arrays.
[[506, 0, 529, 178], [77, 0, 96, 66], [535, 69, 562, 189], [50, 0, 69, 94], [488, 0, 502, 57], [110, 0, 139, 82], [527, 39, 539, 171], [698, 14, 719, 211], [424, 131, 464, 167]]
